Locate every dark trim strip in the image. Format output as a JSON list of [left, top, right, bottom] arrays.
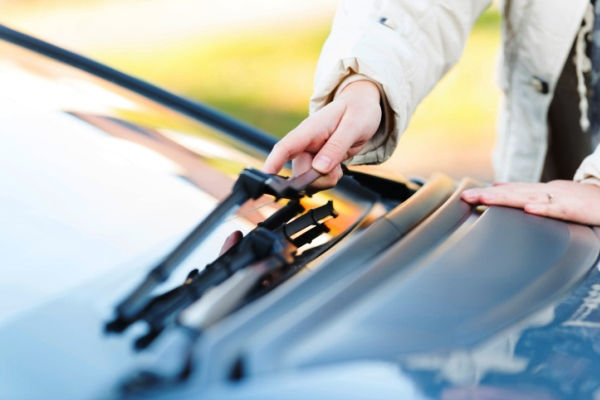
[[0, 24, 277, 153]]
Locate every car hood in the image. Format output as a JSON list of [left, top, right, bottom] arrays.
[[3, 26, 600, 400]]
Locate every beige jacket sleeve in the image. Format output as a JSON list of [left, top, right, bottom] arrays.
[[310, 0, 491, 165], [574, 145, 600, 186]]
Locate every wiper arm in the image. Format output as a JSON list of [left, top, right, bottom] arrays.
[[118, 203, 337, 395], [179, 222, 332, 332], [106, 168, 321, 333], [127, 201, 337, 349]]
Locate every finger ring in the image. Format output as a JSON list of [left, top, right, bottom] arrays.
[[546, 193, 554, 203]]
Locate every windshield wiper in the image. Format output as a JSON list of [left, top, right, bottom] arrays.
[[127, 201, 337, 349], [118, 201, 337, 394], [105, 168, 321, 333]]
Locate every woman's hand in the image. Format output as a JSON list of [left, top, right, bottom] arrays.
[[461, 180, 600, 226], [262, 80, 382, 189]]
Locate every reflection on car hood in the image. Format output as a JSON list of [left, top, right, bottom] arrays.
[[0, 108, 251, 326]]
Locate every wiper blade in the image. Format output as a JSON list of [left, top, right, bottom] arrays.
[[106, 167, 322, 333], [179, 222, 333, 332], [129, 201, 336, 350], [117, 203, 337, 394]]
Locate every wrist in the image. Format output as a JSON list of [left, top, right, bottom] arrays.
[[338, 79, 381, 105]]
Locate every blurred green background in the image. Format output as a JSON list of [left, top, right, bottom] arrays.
[[4, 0, 501, 180]]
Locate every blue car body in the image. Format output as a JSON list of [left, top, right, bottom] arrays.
[[1, 25, 600, 400]]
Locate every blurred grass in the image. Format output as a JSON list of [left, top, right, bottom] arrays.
[[95, 8, 501, 143], [407, 10, 501, 143], [97, 23, 331, 137], [4, 0, 502, 179], [9, 2, 499, 179]]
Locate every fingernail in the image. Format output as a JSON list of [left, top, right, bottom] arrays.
[[313, 155, 332, 172]]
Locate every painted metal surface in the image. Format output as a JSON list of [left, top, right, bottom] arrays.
[[0, 29, 379, 399], [1, 26, 600, 400]]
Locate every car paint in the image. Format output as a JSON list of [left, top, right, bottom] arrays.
[[1, 25, 600, 400]]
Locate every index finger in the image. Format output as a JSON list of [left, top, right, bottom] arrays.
[[262, 132, 311, 174]]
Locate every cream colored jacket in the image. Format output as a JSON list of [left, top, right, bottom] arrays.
[[310, 0, 600, 183]]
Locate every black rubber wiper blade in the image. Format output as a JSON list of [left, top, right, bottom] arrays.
[[105, 167, 322, 333], [130, 202, 337, 349], [111, 190, 246, 330], [117, 204, 337, 394]]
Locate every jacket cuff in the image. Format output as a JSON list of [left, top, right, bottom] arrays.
[[309, 20, 413, 166], [574, 146, 600, 187]]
